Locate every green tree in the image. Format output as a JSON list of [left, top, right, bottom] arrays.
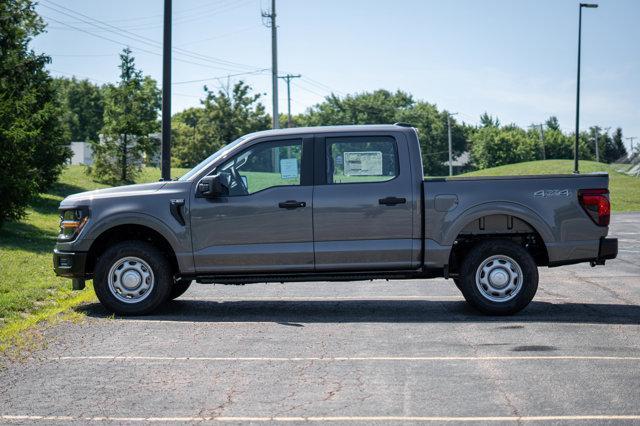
[[398, 104, 467, 175], [171, 107, 205, 168], [543, 128, 573, 159], [301, 90, 413, 126], [300, 90, 467, 175], [479, 112, 500, 128], [545, 116, 561, 131], [0, 0, 70, 226], [54, 77, 104, 141], [171, 81, 269, 168], [609, 128, 628, 161], [90, 48, 160, 184], [470, 126, 541, 169]]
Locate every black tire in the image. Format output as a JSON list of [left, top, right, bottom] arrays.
[[458, 239, 538, 315], [94, 241, 172, 315], [170, 279, 192, 300]]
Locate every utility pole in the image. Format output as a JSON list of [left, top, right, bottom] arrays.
[[161, 0, 172, 181], [529, 124, 546, 160], [278, 74, 301, 128], [574, 3, 599, 174], [262, 0, 279, 129], [627, 137, 638, 154], [447, 112, 458, 176], [593, 126, 600, 162]]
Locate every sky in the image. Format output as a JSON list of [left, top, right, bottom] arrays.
[[32, 0, 640, 153]]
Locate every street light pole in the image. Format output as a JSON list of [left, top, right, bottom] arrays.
[[574, 3, 598, 174], [161, 0, 172, 181], [447, 112, 458, 176], [594, 126, 600, 163]]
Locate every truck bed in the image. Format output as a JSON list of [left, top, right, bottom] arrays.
[[422, 172, 611, 268]]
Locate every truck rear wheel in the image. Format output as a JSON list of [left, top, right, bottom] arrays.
[[94, 241, 172, 315], [458, 240, 538, 315]]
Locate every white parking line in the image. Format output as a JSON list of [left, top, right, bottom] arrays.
[[183, 295, 463, 301], [2, 414, 640, 422], [172, 295, 569, 302], [51, 355, 640, 362]]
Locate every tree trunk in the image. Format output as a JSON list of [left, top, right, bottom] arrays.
[[122, 134, 127, 183]]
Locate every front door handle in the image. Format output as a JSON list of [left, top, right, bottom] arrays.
[[279, 200, 306, 209], [379, 196, 407, 206]]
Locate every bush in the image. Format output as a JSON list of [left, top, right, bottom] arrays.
[[470, 127, 541, 169]]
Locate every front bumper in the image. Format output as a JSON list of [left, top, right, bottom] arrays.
[[53, 249, 87, 279], [595, 237, 618, 264]]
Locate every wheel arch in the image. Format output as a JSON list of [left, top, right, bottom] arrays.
[[446, 208, 551, 273], [85, 222, 179, 277], [442, 202, 555, 246]]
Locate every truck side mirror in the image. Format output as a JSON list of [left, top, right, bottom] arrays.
[[197, 173, 230, 198]]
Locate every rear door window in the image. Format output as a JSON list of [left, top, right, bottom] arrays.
[[326, 136, 399, 184]]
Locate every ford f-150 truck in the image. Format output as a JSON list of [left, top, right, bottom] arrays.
[[53, 124, 618, 315]]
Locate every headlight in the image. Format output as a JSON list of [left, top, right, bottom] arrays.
[[58, 207, 89, 241]]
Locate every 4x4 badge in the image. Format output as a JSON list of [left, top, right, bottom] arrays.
[[534, 189, 570, 197]]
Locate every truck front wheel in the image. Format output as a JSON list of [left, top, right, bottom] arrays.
[[458, 240, 538, 315], [94, 241, 172, 315], [170, 279, 192, 300]]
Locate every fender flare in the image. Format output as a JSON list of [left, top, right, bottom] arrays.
[[441, 201, 555, 246], [83, 212, 185, 255]]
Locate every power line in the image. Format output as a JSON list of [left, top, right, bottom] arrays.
[[292, 81, 326, 99], [41, 0, 258, 71], [47, 68, 108, 84], [175, 25, 262, 48], [301, 76, 343, 96], [41, 0, 265, 73], [44, 0, 250, 31], [173, 69, 269, 85], [42, 16, 255, 72]]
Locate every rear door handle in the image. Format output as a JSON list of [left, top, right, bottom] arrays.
[[279, 200, 306, 209], [379, 196, 406, 206]]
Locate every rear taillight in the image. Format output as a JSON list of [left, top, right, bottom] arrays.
[[578, 188, 610, 226]]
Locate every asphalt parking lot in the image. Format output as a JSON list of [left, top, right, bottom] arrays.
[[0, 213, 638, 424]]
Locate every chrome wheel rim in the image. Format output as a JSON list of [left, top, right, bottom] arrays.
[[107, 256, 155, 304], [475, 255, 523, 303]]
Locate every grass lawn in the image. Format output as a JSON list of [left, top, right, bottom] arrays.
[[458, 160, 640, 212], [0, 165, 188, 350]]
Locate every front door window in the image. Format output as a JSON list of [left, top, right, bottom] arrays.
[[217, 140, 303, 196]]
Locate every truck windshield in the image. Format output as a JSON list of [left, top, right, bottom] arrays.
[[177, 136, 246, 181]]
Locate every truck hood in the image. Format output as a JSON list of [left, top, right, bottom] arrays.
[[60, 181, 167, 207]]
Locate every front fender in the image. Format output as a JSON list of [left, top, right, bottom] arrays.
[[81, 212, 186, 252]]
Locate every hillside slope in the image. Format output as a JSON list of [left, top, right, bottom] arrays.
[[458, 160, 640, 212]]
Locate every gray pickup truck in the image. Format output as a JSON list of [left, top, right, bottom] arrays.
[[53, 124, 617, 315]]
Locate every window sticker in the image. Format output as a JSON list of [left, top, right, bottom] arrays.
[[343, 151, 383, 176], [280, 158, 299, 179]]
